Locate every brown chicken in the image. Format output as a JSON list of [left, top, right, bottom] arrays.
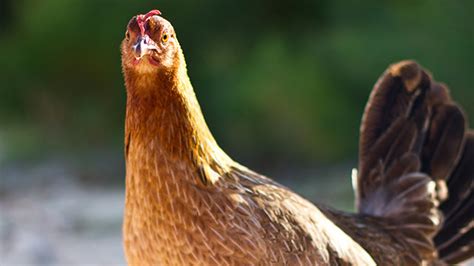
[[121, 10, 474, 265]]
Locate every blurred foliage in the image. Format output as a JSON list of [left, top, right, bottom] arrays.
[[0, 0, 472, 168]]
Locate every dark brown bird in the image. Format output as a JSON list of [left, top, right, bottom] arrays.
[[121, 10, 474, 266]]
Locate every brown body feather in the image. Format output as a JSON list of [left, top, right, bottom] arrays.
[[121, 13, 473, 265], [122, 44, 376, 265]]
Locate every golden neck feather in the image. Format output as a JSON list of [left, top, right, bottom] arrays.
[[124, 48, 232, 185]]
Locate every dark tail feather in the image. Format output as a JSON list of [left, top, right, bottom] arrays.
[[356, 60, 473, 264], [435, 131, 474, 264]]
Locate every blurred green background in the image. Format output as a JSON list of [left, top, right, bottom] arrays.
[[0, 0, 473, 264], [1, 0, 473, 165]]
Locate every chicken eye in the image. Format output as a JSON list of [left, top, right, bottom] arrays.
[[125, 30, 130, 40], [162, 33, 169, 43]]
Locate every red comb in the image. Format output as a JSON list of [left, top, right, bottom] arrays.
[[137, 9, 162, 35]]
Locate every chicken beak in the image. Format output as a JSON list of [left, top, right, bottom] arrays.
[[132, 35, 158, 59]]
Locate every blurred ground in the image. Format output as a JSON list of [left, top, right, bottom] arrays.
[[0, 186, 124, 265], [2, 165, 473, 266], [0, 159, 125, 265], [0, 159, 355, 265]]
